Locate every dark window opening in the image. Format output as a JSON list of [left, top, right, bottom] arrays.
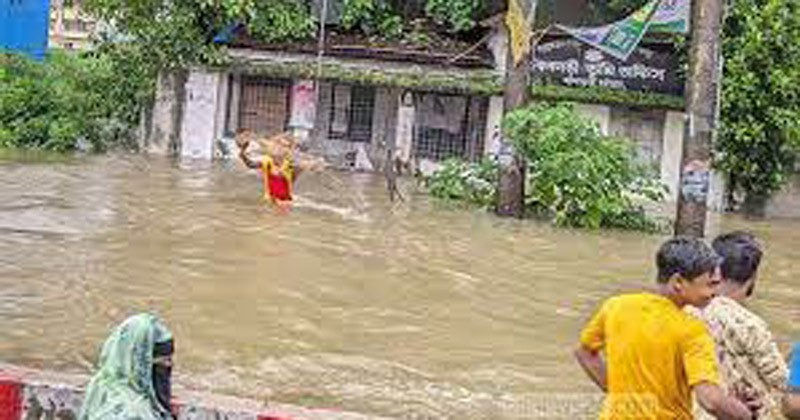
[[328, 84, 376, 143], [413, 93, 487, 162]]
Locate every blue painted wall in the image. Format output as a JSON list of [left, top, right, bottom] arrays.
[[0, 0, 51, 59]]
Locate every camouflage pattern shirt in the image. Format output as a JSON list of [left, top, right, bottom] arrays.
[[690, 296, 788, 420]]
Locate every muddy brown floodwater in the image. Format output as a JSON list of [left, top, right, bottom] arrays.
[[0, 153, 797, 418]]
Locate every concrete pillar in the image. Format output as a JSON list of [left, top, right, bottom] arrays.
[[147, 71, 187, 156], [367, 87, 397, 170], [575, 103, 611, 135], [395, 91, 415, 166], [483, 95, 505, 157], [227, 74, 242, 132], [288, 80, 316, 144], [213, 73, 230, 139], [179, 70, 223, 160], [661, 111, 686, 204], [487, 27, 509, 76], [310, 82, 332, 145]]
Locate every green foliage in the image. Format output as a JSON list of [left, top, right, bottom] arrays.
[[239, 59, 503, 95], [85, 0, 314, 69], [504, 103, 666, 231], [425, 104, 666, 231], [426, 158, 500, 208], [0, 51, 144, 152], [86, 0, 213, 70], [716, 0, 800, 209], [530, 84, 685, 110], [248, 0, 315, 43], [91, 42, 158, 128], [341, 0, 404, 39], [425, 0, 484, 33]]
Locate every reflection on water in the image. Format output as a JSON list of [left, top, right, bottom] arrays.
[[0, 154, 798, 418]]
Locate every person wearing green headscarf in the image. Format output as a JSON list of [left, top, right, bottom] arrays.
[[79, 313, 175, 420]]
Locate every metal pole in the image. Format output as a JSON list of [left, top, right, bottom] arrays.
[[314, 0, 329, 100], [674, 0, 725, 237]]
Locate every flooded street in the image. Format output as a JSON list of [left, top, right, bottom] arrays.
[[1, 154, 798, 419]]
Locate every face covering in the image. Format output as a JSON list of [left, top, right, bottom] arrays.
[[152, 339, 174, 412]]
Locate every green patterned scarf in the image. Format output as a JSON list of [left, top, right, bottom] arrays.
[[79, 313, 173, 420]]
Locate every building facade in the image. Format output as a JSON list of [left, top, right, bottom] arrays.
[[48, 0, 95, 50], [142, 34, 505, 177], [140, 24, 726, 214]]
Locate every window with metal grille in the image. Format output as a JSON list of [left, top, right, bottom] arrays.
[[414, 94, 488, 162], [328, 84, 375, 143], [238, 77, 290, 138]]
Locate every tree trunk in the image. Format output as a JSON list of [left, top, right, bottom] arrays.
[[496, 1, 536, 218], [496, 51, 530, 218], [673, 0, 725, 237]]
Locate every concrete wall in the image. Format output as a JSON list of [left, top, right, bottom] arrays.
[[765, 173, 800, 218], [180, 70, 226, 160], [145, 71, 187, 155], [575, 103, 680, 190], [288, 80, 316, 143], [487, 26, 508, 76], [0, 364, 385, 420], [574, 104, 611, 136], [144, 70, 232, 159], [145, 65, 494, 171], [661, 111, 685, 204], [573, 104, 733, 224]]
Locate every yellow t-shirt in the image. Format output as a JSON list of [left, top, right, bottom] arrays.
[[580, 293, 720, 420]]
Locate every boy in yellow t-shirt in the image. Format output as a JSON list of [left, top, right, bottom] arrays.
[[575, 236, 759, 420]]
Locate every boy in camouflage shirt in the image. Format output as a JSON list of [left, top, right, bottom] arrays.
[[693, 232, 788, 419]]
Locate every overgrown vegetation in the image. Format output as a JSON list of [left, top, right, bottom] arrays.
[[246, 0, 317, 43], [506, 103, 665, 230], [426, 159, 500, 208], [340, 0, 404, 39], [530, 84, 684, 110], [715, 0, 800, 215], [428, 103, 666, 231], [0, 49, 149, 152], [425, 0, 485, 33], [0, 0, 491, 153], [85, 0, 489, 61]]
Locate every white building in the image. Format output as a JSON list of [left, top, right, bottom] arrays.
[[140, 24, 724, 214], [49, 0, 96, 50]]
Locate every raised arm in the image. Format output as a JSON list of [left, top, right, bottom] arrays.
[[238, 139, 260, 169]]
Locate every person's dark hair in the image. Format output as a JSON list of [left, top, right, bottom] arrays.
[[656, 236, 720, 283], [712, 231, 762, 285]]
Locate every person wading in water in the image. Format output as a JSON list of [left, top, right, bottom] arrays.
[[237, 130, 325, 212]]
